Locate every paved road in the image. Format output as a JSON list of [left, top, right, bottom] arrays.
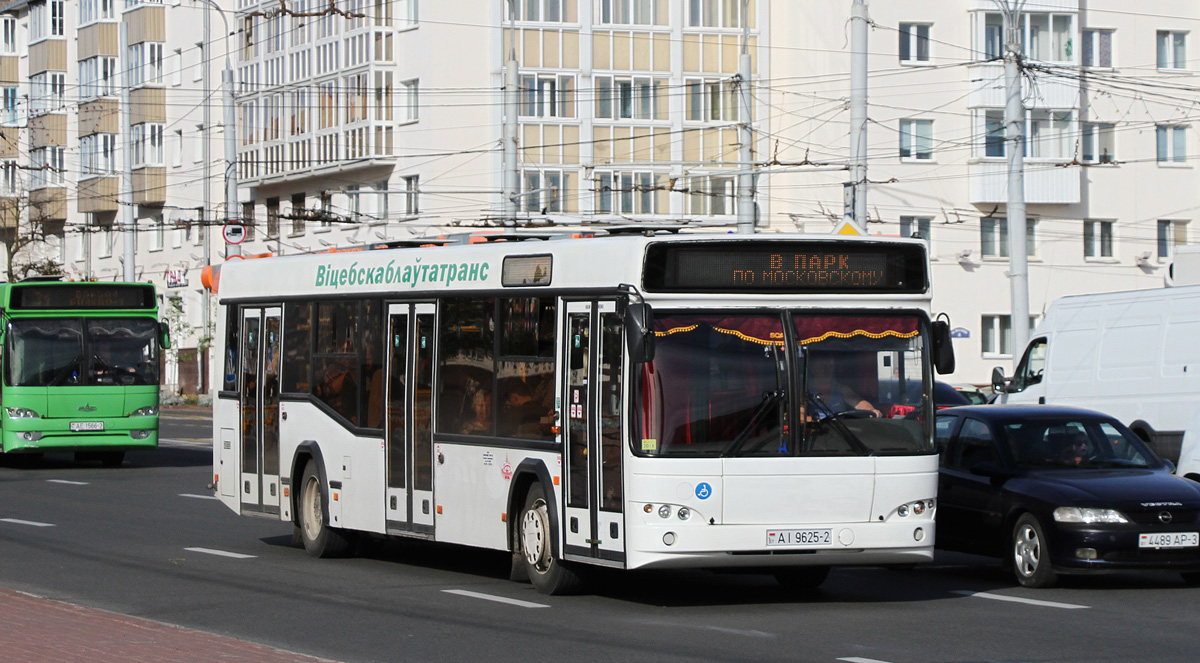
[[0, 410, 1197, 662]]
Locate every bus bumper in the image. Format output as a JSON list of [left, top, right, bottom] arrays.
[[2, 417, 159, 454]]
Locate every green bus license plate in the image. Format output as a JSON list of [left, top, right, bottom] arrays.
[[70, 422, 104, 432], [1139, 532, 1199, 549], [767, 529, 832, 546]]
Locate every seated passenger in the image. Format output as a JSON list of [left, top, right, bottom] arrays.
[[461, 389, 492, 435], [807, 353, 881, 418]]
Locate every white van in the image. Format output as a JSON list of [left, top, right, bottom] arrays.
[[992, 285, 1200, 465]]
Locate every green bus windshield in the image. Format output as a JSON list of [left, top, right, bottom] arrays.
[[6, 317, 160, 387]]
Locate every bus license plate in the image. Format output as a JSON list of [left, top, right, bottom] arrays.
[[767, 529, 832, 547], [1139, 532, 1199, 549], [70, 422, 104, 432]]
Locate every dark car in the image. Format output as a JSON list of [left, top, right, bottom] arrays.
[[935, 381, 971, 408], [935, 405, 1200, 588]]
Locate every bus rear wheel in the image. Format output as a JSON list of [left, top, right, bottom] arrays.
[[519, 484, 583, 595], [298, 458, 352, 558]]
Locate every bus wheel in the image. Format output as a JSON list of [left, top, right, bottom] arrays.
[[298, 459, 352, 558], [774, 566, 830, 590], [519, 484, 583, 595], [99, 452, 124, 467]]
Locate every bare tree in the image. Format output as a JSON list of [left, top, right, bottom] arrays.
[[0, 180, 65, 282]]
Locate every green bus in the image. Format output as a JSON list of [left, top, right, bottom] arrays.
[[0, 279, 169, 466]]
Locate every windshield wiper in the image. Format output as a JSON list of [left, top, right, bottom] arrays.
[[805, 392, 872, 455], [722, 390, 785, 457]]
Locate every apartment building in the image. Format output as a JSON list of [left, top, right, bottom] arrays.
[[0, 0, 1192, 389], [0, 0, 232, 394]]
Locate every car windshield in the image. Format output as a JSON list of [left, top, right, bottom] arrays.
[[6, 317, 160, 387], [635, 312, 934, 457], [999, 419, 1157, 469]]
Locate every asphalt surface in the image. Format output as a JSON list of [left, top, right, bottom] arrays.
[[0, 410, 1197, 662]]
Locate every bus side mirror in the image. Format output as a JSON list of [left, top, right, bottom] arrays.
[[991, 366, 1009, 394], [624, 302, 655, 364], [159, 321, 172, 350], [932, 320, 955, 375]]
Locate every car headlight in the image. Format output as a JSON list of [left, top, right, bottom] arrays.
[[1054, 507, 1129, 524], [6, 407, 39, 419], [130, 406, 158, 417]]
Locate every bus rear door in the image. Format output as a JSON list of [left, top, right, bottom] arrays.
[[562, 301, 626, 565], [385, 302, 436, 536], [239, 306, 282, 515]]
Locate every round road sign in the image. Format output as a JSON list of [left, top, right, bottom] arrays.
[[222, 224, 246, 245]]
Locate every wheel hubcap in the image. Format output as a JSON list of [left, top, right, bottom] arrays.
[[1014, 524, 1040, 577], [521, 499, 551, 573], [302, 476, 323, 541]]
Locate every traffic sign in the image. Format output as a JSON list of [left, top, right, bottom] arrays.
[[222, 224, 246, 245]]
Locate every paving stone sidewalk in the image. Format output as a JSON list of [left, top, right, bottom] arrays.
[[0, 588, 339, 663]]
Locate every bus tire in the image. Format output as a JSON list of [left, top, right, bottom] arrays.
[[519, 484, 583, 595], [298, 458, 352, 558]]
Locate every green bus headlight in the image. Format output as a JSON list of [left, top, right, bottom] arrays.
[[6, 407, 40, 419], [130, 406, 158, 417]]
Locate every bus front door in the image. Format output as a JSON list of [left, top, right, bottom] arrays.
[[240, 306, 282, 515], [562, 301, 626, 566], [385, 302, 436, 536]]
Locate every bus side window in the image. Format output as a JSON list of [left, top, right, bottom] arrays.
[[223, 307, 239, 392], [282, 302, 313, 394], [439, 297, 496, 435]]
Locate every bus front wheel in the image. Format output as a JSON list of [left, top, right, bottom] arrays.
[[519, 484, 583, 595], [298, 458, 352, 558]]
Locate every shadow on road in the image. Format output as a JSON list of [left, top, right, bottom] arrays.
[[0, 444, 211, 470]]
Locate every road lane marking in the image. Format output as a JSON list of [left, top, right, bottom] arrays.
[[838, 658, 895, 663], [952, 590, 1089, 610], [1, 518, 54, 527], [47, 480, 89, 486], [179, 494, 219, 500], [442, 589, 550, 609], [184, 547, 256, 559]]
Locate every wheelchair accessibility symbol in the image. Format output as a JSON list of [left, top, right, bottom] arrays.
[[695, 482, 713, 500]]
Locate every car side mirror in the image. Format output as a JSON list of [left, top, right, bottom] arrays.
[[1162, 458, 1177, 474], [970, 460, 1013, 481], [159, 321, 172, 350], [991, 366, 1010, 394], [624, 302, 655, 364]]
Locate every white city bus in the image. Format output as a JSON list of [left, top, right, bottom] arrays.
[[212, 231, 955, 594]]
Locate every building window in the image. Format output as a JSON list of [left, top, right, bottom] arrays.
[[510, 0, 575, 23], [0, 17, 15, 54], [80, 134, 117, 177], [983, 12, 1003, 60], [402, 175, 419, 217], [32, 0, 65, 40], [1082, 122, 1116, 163], [80, 56, 118, 99], [596, 75, 663, 121], [981, 12, 1071, 63], [1082, 29, 1113, 67], [129, 42, 165, 86], [599, 0, 660, 25], [242, 202, 256, 240], [1158, 220, 1187, 260], [266, 197, 279, 238], [899, 23, 930, 63], [100, 226, 114, 258], [1028, 110, 1072, 159], [132, 123, 164, 167], [981, 217, 1037, 258], [1083, 220, 1114, 259], [900, 216, 932, 245], [1157, 31, 1187, 69], [685, 78, 738, 122], [397, 0, 417, 28], [1157, 125, 1188, 163], [172, 129, 183, 167], [400, 79, 418, 122], [291, 193, 305, 235], [1, 86, 17, 124], [374, 181, 388, 223], [687, 0, 740, 28], [984, 109, 1005, 158], [79, 0, 113, 25], [149, 217, 164, 251], [684, 174, 733, 217], [522, 169, 573, 214], [31, 72, 65, 114], [30, 146, 65, 188], [522, 74, 576, 118], [899, 119, 933, 160]]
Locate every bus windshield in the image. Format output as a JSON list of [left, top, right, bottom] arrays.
[[6, 317, 160, 387], [636, 312, 933, 457]]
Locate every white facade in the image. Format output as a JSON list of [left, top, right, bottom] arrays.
[[2, 0, 1192, 390]]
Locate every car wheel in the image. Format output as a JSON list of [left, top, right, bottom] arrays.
[[1012, 513, 1057, 588]]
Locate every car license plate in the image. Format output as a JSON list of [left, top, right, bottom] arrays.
[[70, 421, 104, 432], [1139, 532, 1200, 549], [767, 529, 832, 546]]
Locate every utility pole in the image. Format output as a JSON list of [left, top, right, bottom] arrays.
[[503, 0, 519, 225], [200, 6, 211, 346], [1003, 0, 1030, 366], [735, 0, 754, 234], [119, 21, 136, 282], [224, 64, 240, 257], [847, 0, 869, 233]]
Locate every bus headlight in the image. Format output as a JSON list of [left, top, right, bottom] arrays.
[[658, 505, 672, 519], [130, 406, 158, 417], [18, 431, 41, 441], [6, 407, 39, 419]]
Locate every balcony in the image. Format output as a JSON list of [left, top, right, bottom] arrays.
[[969, 160, 1080, 204]]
